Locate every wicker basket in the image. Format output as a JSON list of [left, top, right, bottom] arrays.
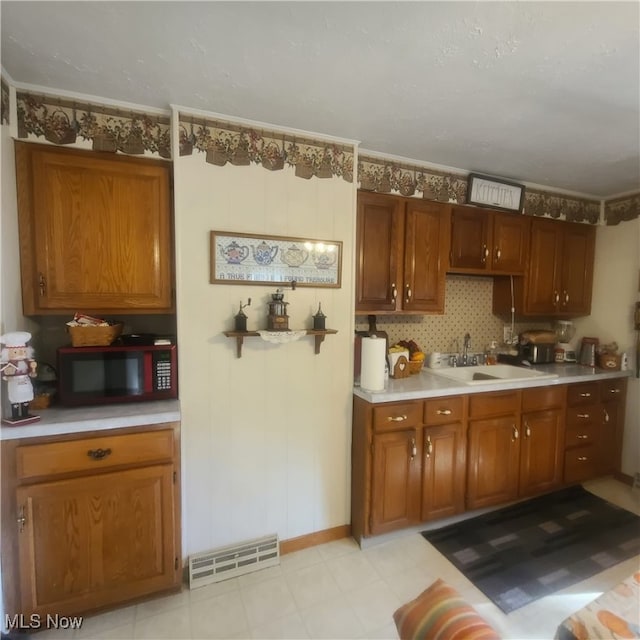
[[68, 323, 123, 347], [408, 360, 424, 375]]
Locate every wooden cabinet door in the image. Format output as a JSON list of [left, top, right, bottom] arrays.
[[16, 142, 173, 314], [421, 423, 466, 521], [600, 378, 627, 475], [558, 223, 595, 316], [519, 408, 564, 497], [466, 417, 520, 510], [370, 429, 421, 535], [490, 212, 529, 274], [403, 200, 450, 312], [17, 464, 177, 617], [525, 218, 563, 314], [449, 206, 491, 271], [356, 193, 404, 312]]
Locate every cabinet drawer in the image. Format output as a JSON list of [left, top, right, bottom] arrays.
[[424, 396, 464, 425], [16, 429, 175, 480], [566, 404, 599, 427], [567, 382, 599, 406], [468, 391, 519, 418], [564, 446, 599, 484], [522, 385, 565, 412], [565, 423, 600, 448], [600, 378, 626, 401], [372, 403, 423, 432]]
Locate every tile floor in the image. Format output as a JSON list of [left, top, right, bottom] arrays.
[[30, 477, 640, 640]]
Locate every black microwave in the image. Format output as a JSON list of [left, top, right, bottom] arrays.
[[57, 344, 177, 406]]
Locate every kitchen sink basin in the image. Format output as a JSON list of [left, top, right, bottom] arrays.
[[428, 364, 558, 386]]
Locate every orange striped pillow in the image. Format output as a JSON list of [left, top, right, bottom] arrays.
[[393, 579, 500, 640]]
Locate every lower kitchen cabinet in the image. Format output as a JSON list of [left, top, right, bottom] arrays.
[[519, 386, 566, 497], [466, 391, 521, 510], [421, 396, 466, 521], [600, 377, 627, 475], [370, 429, 421, 535], [1, 422, 181, 619]]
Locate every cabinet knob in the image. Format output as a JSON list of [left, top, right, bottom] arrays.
[[387, 415, 407, 422], [87, 447, 112, 460], [38, 273, 46, 296], [409, 437, 417, 460], [17, 506, 26, 533]]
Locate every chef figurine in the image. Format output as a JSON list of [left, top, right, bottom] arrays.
[[0, 331, 39, 424]]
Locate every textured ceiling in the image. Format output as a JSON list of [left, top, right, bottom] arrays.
[[1, 1, 639, 198]]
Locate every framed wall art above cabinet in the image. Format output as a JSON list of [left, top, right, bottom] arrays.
[[15, 142, 175, 315], [355, 192, 450, 315]]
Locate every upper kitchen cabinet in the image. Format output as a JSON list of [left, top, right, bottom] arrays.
[[356, 192, 450, 314], [493, 217, 595, 317], [448, 205, 529, 275], [15, 142, 174, 315]]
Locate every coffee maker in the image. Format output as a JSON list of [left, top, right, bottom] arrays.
[[555, 321, 577, 362]]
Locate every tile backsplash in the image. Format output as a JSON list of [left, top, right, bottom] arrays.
[[355, 275, 551, 355]]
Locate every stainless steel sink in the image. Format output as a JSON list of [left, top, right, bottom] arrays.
[[427, 364, 558, 386]]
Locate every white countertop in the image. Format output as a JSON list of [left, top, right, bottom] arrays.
[[0, 399, 181, 441], [353, 364, 632, 403]]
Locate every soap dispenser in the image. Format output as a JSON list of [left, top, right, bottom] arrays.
[[486, 341, 498, 365]]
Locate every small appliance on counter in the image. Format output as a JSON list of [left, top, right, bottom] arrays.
[[554, 321, 577, 362], [518, 330, 556, 364]]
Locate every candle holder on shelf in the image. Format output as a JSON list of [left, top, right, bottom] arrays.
[[312, 303, 326, 331], [234, 299, 251, 332]]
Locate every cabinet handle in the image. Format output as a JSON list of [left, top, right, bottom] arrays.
[[577, 434, 589, 439], [387, 414, 407, 422], [87, 447, 112, 460], [481, 244, 488, 263], [553, 291, 560, 304], [580, 392, 591, 398], [436, 409, 452, 415], [512, 425, 519, 441], [425, 436, 433, 458], [564, 291, 569, 305], [609, 388, 621, 394], [577, 456, 588, 462], [603, 408, 610, 423], [524, 421, 531, 438], [409, 437, 417, 460], [17, 506, 26, 533], [38, 273, 46, 296], [495, 248, 501, 261], [391, 283, 397, 301], [577, 413, 590, 419], [405, 284, 412, 302]]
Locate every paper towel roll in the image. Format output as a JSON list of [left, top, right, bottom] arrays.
[[360, 336, 386, 391]]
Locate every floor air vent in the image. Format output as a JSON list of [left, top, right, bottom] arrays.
[[188, 534, 280, 589]]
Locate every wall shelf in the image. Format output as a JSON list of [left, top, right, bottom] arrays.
[[223, 329, 338, 358]]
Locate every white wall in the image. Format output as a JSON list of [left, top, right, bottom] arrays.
[[173, 145, 356, 556], [573, 218, 640, 477]]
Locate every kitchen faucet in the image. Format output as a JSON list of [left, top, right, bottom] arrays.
[[462, 333, 471, 365]]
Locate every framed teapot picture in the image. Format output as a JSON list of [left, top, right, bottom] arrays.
[[210, 230, 343, 288]]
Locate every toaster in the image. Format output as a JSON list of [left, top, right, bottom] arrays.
[[519, 342, 555, 364]]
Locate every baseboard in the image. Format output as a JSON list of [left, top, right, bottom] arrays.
[[280, 524, 351, 555], [613, 471, 634, 486]]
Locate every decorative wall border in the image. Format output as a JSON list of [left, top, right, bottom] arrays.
[[1, 78, 9, 125], [604, 193, 640, 225], [16, 91, 170, 157], [358, 154, 602, 224], [178, 113, 354, 182]]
